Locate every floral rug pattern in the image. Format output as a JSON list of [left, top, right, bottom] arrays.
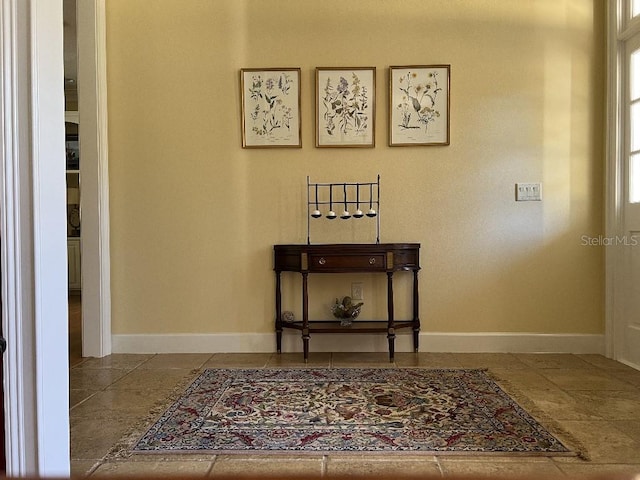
[[132, 368, 572, 455]]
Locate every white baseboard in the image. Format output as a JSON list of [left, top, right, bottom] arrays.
[[112, 331, 605, 355], [421, 332, 605, 354], [618, 358, 640, 371]]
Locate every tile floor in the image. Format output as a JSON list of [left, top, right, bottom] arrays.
[[69, 351, 640, 478]]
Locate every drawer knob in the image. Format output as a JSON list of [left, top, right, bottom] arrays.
[[318, 257, 326, 265], [369, 257, 376, 265]]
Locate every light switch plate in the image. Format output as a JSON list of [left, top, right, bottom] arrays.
[[515, 183, 542, 201]]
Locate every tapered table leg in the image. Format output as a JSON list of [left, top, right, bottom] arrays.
[[413, 268, 420, 352], [275, 271, 282, 353], [387, 271, 395, 362], [302, 272, 309, 363]]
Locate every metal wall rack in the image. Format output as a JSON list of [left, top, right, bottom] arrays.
[[306, 175, 380, 244]]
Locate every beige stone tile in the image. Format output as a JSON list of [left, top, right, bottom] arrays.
[[92, 459, 213, 477], [120, 453, 218, 463], [70, 388, 166, 419], [489, 368, 561, 390], [610, 420, 640, 442], [556, 462, 640, 477], [514, 353, 592, 370], [137, 353, 213, 370], [452, 353, 529, 370], [209, 455, 323, 477], [438, 457, 564, 477], [70, 389, 97, 409], [203, 353, 273, 368], [67, 353, 640, 470], [331, 352, 395, 367], [567, 390, 640, 420], [70, 415, 135, 460], [540, 369, 639, 391], [70, 368, 132, 390], [327, 453, 438, 461], [515, 388, 601, 421], [74, 354, 155, 370], [267, 352, 332, 368], [107, 368, 196, 392], [70, 357, 89, 367], [71, 459, 100, 478], [553, 419, 640, 463], [576, 354, 634, 370], [326, 455, 440, 477], [394, 352, 462, 369], [608, 367, 640, 388], [438, 455, 560, 462]]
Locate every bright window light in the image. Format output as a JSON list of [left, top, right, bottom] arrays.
[[631, 154, 640, 203], [630, 45, 640, 203], [632, 102, 640, 153], [632, 49, 640, 101]]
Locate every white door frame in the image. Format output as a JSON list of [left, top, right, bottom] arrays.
[[605, 0, 640, 370], [1, 0, 70, 475], [76, 0, 111, 358], [605, 0, 623, 361]]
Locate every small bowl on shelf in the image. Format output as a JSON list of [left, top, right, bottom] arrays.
[[331, 296, 363, 327]]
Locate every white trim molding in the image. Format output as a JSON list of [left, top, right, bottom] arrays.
[[112, 332, 605, 355], [606, 0, 640, 365], [77, 0, 112, 358], [1, 0, 70, 476], [605, 0, 624, 359], [1, 2, 36, 473], [418, 332, 604, 354]]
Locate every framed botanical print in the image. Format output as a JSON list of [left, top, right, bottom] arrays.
[[240, 68, 301, 148], [389, 65, 450, 146], [65, 134, 79, 170], [316, 67, 375, 148]]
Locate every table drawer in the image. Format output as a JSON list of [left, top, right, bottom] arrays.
[[308, 253, 386, 271]]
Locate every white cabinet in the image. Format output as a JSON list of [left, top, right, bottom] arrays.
[[67, 237, 81, 291], [66, 114, 81, 291]]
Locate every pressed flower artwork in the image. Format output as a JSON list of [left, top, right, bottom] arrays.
[[389, 65, 450, 146], [241, 68, 301, 148], [316, 67, 375, 147]]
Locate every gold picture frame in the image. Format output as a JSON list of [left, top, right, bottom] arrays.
[[240, 68, 302, 148], [316, 67, 376, 148], [389, 65, 450, 146]]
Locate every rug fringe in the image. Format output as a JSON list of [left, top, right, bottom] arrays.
[[103, 368, 205, 462]]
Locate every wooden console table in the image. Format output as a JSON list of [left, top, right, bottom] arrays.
[[274, 243, 420, 362]]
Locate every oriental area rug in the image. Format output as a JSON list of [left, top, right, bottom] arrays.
[[131, 368, 575, 456]]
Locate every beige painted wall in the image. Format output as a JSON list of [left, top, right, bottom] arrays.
[[105, 0, 605, 336]]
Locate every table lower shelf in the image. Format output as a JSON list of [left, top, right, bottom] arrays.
[[280, 320, 415, 333]]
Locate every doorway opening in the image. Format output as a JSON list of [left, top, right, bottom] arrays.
[[64, 0, 83, 365]]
